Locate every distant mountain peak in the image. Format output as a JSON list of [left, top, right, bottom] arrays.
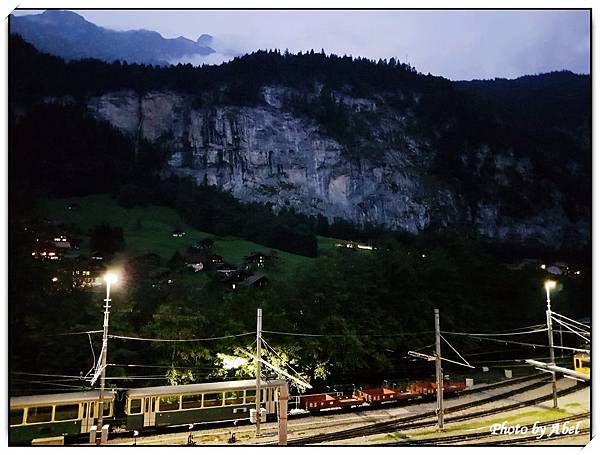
[[197, 34, 213, 46], [10, 10, 215, 66]]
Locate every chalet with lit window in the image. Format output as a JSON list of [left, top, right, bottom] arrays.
[[210, 254, 224, 265], [53, 234, 71, 250], [244, 251, 273, 268], [172, 229, 186, 238], [215, 262, 238, 276], [31, 241, 61, 261], [220, 270, 252, 290], [72, 259, 106, 288]]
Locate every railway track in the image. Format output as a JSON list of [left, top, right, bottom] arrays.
[[286, 379, 588, 445], [384, 412, 590, 445], [104, 372, 548, 444]]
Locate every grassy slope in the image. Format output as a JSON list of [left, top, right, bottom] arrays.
[[38, 194, 314, 274]]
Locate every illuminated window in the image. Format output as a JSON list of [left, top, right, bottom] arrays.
[[225, 391, 244, 405], [159, 395, 180, 411]]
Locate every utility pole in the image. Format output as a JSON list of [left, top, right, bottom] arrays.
[[545, 282, 558, 408], [96, 273, 117, 444], [255, 308, 262, 438], [434, 308, 444, 431]]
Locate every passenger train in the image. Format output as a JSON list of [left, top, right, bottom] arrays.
[[10, 377, 464, 444]]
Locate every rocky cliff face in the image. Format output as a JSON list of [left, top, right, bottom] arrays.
[[86, 87, 589, 246]]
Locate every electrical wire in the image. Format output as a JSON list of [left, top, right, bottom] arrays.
[[441, 328, 548, 337], [440, 334, 472, 367], [551, 316, 590, 342], [446, 333, 589, 353], [108, 331, 255, 342], [262, 330, 433, 337], [18, 330, 103, 338], [550, 311, 590, 329], [260, 336, 301, 377]]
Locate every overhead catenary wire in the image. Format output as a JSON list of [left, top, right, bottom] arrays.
[[260, 336, 302, 377], [445, 333, 589, 353], [550, 316, 590, 342], [17, 330, 104, 339], [550, 311, 590, 329], [440, 333, 472, 367], [261, 330, 433, 337], [441, 328, 548, 337], [108, 331, 256, 342]]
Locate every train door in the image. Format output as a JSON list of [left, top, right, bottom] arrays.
[[143, 396, 157, 427], [81, 400, 96, 433]]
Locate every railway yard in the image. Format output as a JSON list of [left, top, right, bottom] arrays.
[[103, 373, 590, 446]]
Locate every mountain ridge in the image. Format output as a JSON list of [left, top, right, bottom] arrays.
[[9, 35, 591, 248], [10, 9, 215, 66]]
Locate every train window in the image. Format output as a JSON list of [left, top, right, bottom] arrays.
[[159, 396, 180, 411], [83, 403, 87, 418], [575, 359, 581, 368], [103, 402, 112, 417], [26, 406, 53, 424], [10, 408, 24, 426], [203, 393, 223, 408], [245, 389, 256, 404], [129, 399, 142, 414], [225, 391, 244, 405], [582, 360, 590, 369], [145, 398, 149, 413], [90, 402, 95, 418], [54, 404, 80, 421], [182, 394, 203, 410]]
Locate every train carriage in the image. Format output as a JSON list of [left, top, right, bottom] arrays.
[[9, 390, 116, 445], [573, 352, 590, 376], [123, 379, 285, 430]]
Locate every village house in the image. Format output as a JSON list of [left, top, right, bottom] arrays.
[[72, 258, 107, 288], [335, 241, 376, 251], [243, 251, 273, 269], [31, 240, 61, 261], [172, 229, 186, 238], [241, 273, 270, 288], [220, 270, 252, 290], [210, 254, 224, 265], [53, 234, 71, 250], [215, 262, 238, 276]]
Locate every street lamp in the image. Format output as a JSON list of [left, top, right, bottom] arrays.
[[544, 280, 556, 309], [544, 280, 558, 408], [96, 272, 118, 444]]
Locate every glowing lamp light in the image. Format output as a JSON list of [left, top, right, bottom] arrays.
[[544, 280, 557, 291], [104, 273, 118, 285]]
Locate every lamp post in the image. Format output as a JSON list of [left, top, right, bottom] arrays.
[[544, 280, 558, 408], [96, 272, 118, 444]]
